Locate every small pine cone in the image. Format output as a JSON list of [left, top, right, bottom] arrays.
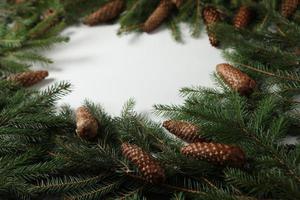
[[121, 143, 166, 183], [202, 7, 221, 47], [76, 107, 99, 140], [234, 6, 252, 29], [7, 70, 48, 87], [281, 0, 299, 18], [171, 0, 184, 8], [163, 120, 206, 143], [181, 142, 246, 167], [216, 63, 256, 95], [84, 0, 124, 26], [142, 0, 174, 33]]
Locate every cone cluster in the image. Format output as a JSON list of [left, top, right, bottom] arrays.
[[216, 63, 256, 95], [84, 0, 124, 26], [202, 6, 220, 47], [181, 142, 246, 167], [233, 6, 252, 29], [121, 143, 165, 183], [76, 106, 99, 140], [163, 120, 206, 143], [7, 70, 48, 87], [280, 0, 299, 18], [142, 0, 174, 33]]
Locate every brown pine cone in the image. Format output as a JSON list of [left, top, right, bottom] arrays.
[[281, 0, 299, 18], [203, 6, 220, 24], [76, 106, 99, 140], [7, 70, 48, 87], [163, 120, 206, 143], [202, 6, 221, 47], [234, 6, 252, 29], [121, 143, 166, 183], [216, 63, 256, 95], [84, 0, 124, 26], [142, 0, 174, 33], [181, 142, 246, 167]]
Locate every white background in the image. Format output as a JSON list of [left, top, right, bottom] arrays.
[[35, 24, 224, 116]]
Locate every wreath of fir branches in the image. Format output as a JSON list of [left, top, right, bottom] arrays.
[[0, 0, 300, 200]]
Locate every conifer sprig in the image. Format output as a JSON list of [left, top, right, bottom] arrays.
[[0, 0, 300, 199]]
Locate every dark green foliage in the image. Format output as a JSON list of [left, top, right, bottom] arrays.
[[0, 0, 300, 199]]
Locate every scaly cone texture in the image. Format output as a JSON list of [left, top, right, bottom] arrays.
[[233, 6, 252, 29], [280, 0, 299, 18], [216, 63, 256, 95], [76, 106, 99, 140], [83, 0, 124, 26], [181, 142, 246, 167], [7, 70, 48, 87], [142, 0, 174, 33], [163, 120, 206, 143], [121, 143, 166, 183], [202, 6, 221, 47]]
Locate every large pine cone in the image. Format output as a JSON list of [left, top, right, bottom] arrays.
[[281, 0, 299, 18], [76, 106, 99, 140], [84, 0, 124, 26], [121, 143, 166, 183], [7, 70, 48, 87], [202, 6, 221, 47], [142, 0, 174, 33], [216, 63, 256, 95], [163, 120, 206, 143], [181, 142, 246, 167], [234, 6, 252, 29]]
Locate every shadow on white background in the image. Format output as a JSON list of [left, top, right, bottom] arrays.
[[34, 24, 224, 116]]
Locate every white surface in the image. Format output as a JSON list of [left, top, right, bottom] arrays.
[[36, 24, 224, 116]]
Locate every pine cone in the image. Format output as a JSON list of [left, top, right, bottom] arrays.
[[281, 0, 299, 18], [203, 6, 220, 24], [121, 143, 166, 183], [7, 70, 48, 87], [234, 6, 252, 29], [76, 106, 99, 140], [142, 0, 174, 33], [202, 6, 221, 47], [84, 0, 124, 26], [216, 63, 256, 95], [181, 142, 246, 167], [163, 120, 206, 143], [171, 0, 184, 8]]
